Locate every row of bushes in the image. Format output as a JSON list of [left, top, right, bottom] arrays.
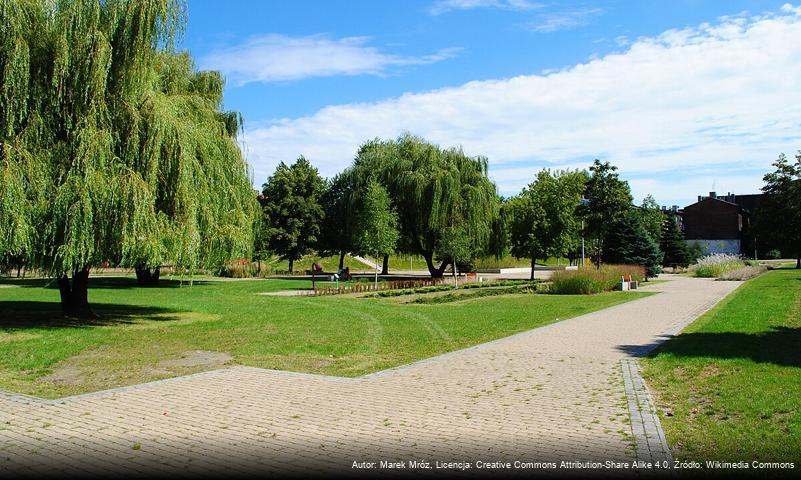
[[371, 279, 539, 298], [373, 285, 454, 297], [459, 279, 538, 289], [408, 284, 545, 304], [549, 265, 646, 294]]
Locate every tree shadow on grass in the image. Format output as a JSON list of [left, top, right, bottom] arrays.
[[0, 300, 183, 330], [619, 327, 801, 368], [0, 276, 219, 290]]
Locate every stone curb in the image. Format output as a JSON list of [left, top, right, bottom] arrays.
[[621, 358, 676, 477]]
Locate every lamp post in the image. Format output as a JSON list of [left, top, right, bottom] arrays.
[[581, 219, 585, 268], [580, 197, 590, 268]]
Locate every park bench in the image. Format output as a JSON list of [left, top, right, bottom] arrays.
[[620, 275, 638, 291]]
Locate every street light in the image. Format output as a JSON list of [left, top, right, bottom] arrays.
[[580, 197, 590, 268]]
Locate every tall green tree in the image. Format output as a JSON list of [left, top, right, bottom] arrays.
[[757, 152, 801, 268], [507, 169, 585, 279], [352, 180, 399, 287], [437, 223, 472, 287], [660, 216, 691, 269], [352, 135, 500, 277], [0, 0, 255, 316], [130, 52, 254, 285], [637, 194, 665, 246], [507, 192, 546, 277], [318, 170, 356, 270], [583, 160, 633, 267], [260, 156, 325, 273], [603, 211, 663, 278]]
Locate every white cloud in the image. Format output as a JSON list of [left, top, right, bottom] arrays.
[[429, 0, 543, 15], [242, 6, 801, 205], [200, 34, 460, 85], [528, 7, 603, 33]]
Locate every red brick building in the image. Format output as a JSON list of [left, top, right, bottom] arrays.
[[681, 192, 760, 256]]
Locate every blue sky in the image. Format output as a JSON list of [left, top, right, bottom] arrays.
[[182, 1, 801, 207]]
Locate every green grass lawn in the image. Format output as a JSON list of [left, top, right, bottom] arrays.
[[384, 254, 432, 271], [472, 255, 569, 269], [265, 254, 373, 273], [642, 268, 801, 462], [0, 275, 648, 398], [373, 254, 570, 272]]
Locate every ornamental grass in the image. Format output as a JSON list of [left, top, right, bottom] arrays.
[[549, 264, 646, 294], [690, 254, 745, 278]]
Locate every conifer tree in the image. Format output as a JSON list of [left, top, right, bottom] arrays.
[[660, 216, 691, 269], [604, 212, 663, 278]]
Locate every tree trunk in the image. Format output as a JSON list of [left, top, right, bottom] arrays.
[[422, 252, 448, 278], [530, 257, 536, 280], [288, 258, 294, 273], [796, 254, 800, 269], [58, 268, 95, 318], [375, 251, 379, 289], [437, 259, 449, 277], [423, 252, 438, 278], [135, 265, 161, 285], [381, 254, 389, 275], [338, 250, 346, 270]]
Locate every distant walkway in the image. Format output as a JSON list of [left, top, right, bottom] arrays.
[[352, 255, 381, 271], [0, 276, 739, 476]]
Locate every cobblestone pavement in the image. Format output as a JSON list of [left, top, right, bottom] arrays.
[[0, 276, 739, 477]]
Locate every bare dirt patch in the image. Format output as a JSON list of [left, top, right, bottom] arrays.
[[159, 350, 233, 368], [39, 350, 106, 385], [40, 364, 83, 385], [699, 364, 721, 378], [34, 348, 234, 396]]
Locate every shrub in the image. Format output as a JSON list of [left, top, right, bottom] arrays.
[[220, 259, 255, 278], [764, 249, 782, 260], [254, 262, 273, 277], [549, 265, 646, 294], [371, 279, 538, 298], [460, 279, 535, 289], [409, 285, 537, 304], [717, 265, 768, 281], [686, 242, 705, 264], [373, 285, 452, 297], [691, 254, 745, 278]]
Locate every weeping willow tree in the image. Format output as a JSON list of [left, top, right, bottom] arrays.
[[353, 134, 501, 277], [0, 0, 256, 317]]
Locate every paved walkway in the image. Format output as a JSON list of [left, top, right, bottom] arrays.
[[0, 276, 739, 477]]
